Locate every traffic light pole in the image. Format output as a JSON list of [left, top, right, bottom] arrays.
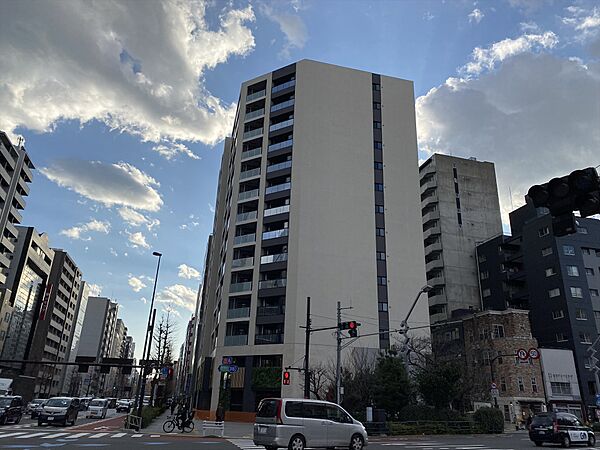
[[336, 301, 341, 404], [304, 297, 311, 399]]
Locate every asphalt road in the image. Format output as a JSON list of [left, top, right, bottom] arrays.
[[0, 429, 590, 450]]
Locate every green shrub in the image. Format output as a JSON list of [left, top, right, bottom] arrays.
[[592, 422, 600, 432], [140, 406, 165, 428], [398, 405, 465, 422], [473, 407, 504, 434]]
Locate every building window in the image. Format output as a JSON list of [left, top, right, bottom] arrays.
[[552, 310, 564, 319], [482, 288, 491, 298], [372, 83, 380, 91], [542, 247, 553, 257], [378, 302, 388, 312], [551, 381, 572, 395], [549, 288, 561, 298], [500, 377, 507, 392], [577, 226, 588, 234], [586, 267, 595, 276], [575, 308, 588, 320], [374, 141, 383, 150], [478, 254, 487, 263], [479, 327, 490, 340], [374, 162, 383, 170], [570, 287, 583, 298], [377, 276, 387, 286], [567, 265, 579, 277], [532, 377, 538, 393], [556, 332, 567, 342], [580, 333, 592, 344], [375, 183, 384, 192], [492, 324, 505, 339], [373, 121, 382, 129], [373, 102, 381, 110], [375, 205, 384, 214], [563, 245, 576, 256], [583, 248, 592, 255], [591, 289, 599, 297], [545, 267, 557, 277], [457, 212, 462, 226], [376, 228, 385, 237], [517, 377, 524, 392], [480, 271, 489, 280], [376, 251, 386, 261], [538, 226, 550, 237]]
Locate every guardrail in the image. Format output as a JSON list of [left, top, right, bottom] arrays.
[[124, 414, 142, 431]]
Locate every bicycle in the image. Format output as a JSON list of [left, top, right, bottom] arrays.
[[163, 414, 194, 433]]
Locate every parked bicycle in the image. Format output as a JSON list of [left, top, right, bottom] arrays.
[[163, 414, 194, 433]]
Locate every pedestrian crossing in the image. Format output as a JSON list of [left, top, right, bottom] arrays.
[[0, 431, 163, 441]]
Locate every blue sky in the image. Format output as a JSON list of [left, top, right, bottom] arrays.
[[1, 0, 600, 357]]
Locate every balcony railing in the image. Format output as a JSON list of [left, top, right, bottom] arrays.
[[269, 119, 294, 132], [268, 139, 293, 153], [255, 333, 284, 345], [238, 189, 259, 201], [246, 89, 266, 102], [240, 167, 260, 180], [262, 229, 289, 240], [264, 205, 290, 217], [229, 281, 252, 293], [245, 108, 265, 121], [227, 307, 250, 319], [259, 279, 287, 289], [257, 305, 285, 316], [267, 160, 292, 173], [241, 148, 262, 161], [271, 99, 295, 113], [233, 233, 255, 245], [266, 182, 291, 195], [272, 79, 296, 93], [236, 210, 257, 222], [243, 128, 263, 141], [231, 257, 254, 269], [224, 334, 248, 346], [261, 253, 288, 264]]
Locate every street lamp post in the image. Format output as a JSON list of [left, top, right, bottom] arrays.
[[399, 285, 433, 375], [135, 251, 162, 418]]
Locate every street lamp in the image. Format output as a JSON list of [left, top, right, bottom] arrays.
[[399, 284, 433, 375], [135, 251, 162, 418]]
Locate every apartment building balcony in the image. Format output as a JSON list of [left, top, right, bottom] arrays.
[[271, 98, 295, 113], [261, 253, 288, 264], [229, 281, 252, 294], [423, 224, 441, 241], [264, 204, 290, 217], [427, 273, 446, 287], [422, 210, 440, 224], [259, 278, 287, 289], [267, 160, 292, 174], [238, 188, 260, 202], [233, 233, 256, 246], [428, 291, 447, 306], [424, 241, 442, 254], [419, 164, 436, 178], [236, 210, 257, 223], [231, 257, 254, 270], [240, 167, 260, 180], [227, 307, 250, 320], [224, 334, 248, 346], [243, 128, 263, 141], [241, 148, 262, 161], [268, 139, 293, 153], [245, 108, 265, 122], [422, 193, 439, 208], [426, 258, 444, 272], [272, 79, 296, 94], [265, 182, 291, 195], [257, 305, 285, 316], [262, 228, 288, 240], [255, 333, 283, 345], [420, 178, 437, 194], [269, 119, 294, 133], [246, 89, 266, 103], [21, 163, 33, 183]]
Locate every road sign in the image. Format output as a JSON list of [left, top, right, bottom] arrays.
[[218, 364, 239, 373], [222, 356, 233, 365], [490, 382, 497, 389], [595, 394, 600, 407], [529, 348, 540, 359], [517, 348, 529, 360], [490, 388, 500, 398], [161, 367, 169, 377]]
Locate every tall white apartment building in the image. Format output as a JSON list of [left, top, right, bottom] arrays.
[[195, 60, 427, 416]]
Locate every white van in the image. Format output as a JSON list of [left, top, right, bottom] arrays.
[[253, 398, 367, 450], [87, 399, 108, 419]]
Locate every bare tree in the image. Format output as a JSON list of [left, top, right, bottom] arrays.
[[148, 312, 178, 406]]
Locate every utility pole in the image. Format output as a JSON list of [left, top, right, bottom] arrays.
[[336, 301, 341, 404], [304, 297, 311, 399]]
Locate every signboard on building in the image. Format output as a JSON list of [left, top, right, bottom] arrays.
[[539, 348, 582, 402]]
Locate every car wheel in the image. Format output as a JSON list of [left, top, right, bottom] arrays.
[[588, 434, 596, 447], [288, 434, 305, 450], [349, 434, 364, 450], [562, 435, 571, 448], [534, 442, 543, 447]]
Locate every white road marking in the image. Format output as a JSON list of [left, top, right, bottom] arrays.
[[66, 432, 91, 439], [89, 433, 111, 438], [0, 432, 27, 438], [111, 432, 127, 438], [42, 433, 70, 438], [131, 434, 144, 438], [15, 432, 49, 439]]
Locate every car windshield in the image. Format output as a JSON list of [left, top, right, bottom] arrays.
[[46, 399, 69, 407], [532, 415, 553, 426], [90, 400, 105, 407], [0, 398, 12, 407], [31, 399, 43, 405]]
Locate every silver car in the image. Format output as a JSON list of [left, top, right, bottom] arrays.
[[253, 398, 367, 450]]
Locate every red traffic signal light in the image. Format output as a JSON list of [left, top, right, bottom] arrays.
[[348, 321, 357, 329], [282, 371, 291, 385]]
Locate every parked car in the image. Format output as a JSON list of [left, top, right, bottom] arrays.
[[38, 397, 79, 426], [253, 398, 367, 450], [80, 397, 93, 410], [106, 398, 117, 409], [0, 395, 24, 425], [529, 412, 595, 447], [116, 399, 132, 413], [87, 399, 109, 419], [28, 399, 48, 419]]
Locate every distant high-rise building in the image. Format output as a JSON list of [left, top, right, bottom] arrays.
[[61, 281, 90, 395], [195, 60, 427, 414], [419, 154, 503, 323]]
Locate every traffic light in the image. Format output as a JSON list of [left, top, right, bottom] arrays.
[[340, 321, 360, 337], [282, 371, 290, 385], [527, 167, 600, 236], [75, 356, 95, 373]]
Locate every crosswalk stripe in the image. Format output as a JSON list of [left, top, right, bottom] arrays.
[[65, 432, 90, 439], [43, 433, 69, 439], [0, 432, 27, 438], [89, 433, 110, 438], [150, 435, 160, 437], [131, 434, 143, 438], [16, 432, 49, 439], [111, 433, 127, 438]]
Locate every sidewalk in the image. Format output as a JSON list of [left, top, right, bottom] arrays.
[[143, 410, 254, 438]]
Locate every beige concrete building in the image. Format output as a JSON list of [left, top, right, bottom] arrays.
[[419, 154, 502, 323], [195, 60, 427, 416]]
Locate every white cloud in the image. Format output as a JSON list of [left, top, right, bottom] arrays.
[[461, 31, 558, 75], [128, 274, 147, 292], [118, 207, 160, 230], [88, 283, 103, 297], [0, 1, 255, 145], [127, 231, 150, 249], [562, 6, 600, 41], [208, 203, 215, 213], [152, 142, 200, 161], [178, 264, 201, 280], [60, 219, 111, 240], [156, 284, 198, 312], [110, 248, 118, 257], [42, 160, 163, 212], [260, 3, 307, 59], [417, 46, 600, 224], [520, 21, 540, 33], [468, 8, 484, 24]]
